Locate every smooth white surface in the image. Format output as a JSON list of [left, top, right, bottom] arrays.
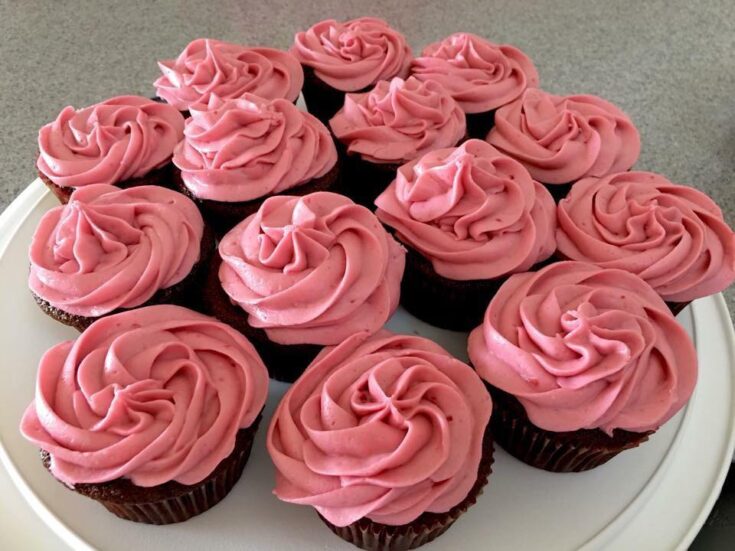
[[0, 181, 733, 551]]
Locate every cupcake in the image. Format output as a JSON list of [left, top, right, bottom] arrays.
[[330, 76, 466, 209], [37, 96, 184, 203], [154, 38, 303, 113], [468, 261, 697, 472], [556, 171, 735, 315], [411, 33, 539, 139], [29, 184, 213, 331], [20, 305, 269, 524], [203, 192, 405, 382], [268, 331, 493, 551], [291, 17, 412, 124], [486, 88, 641, 202], [375, 139, 556, 331], [172, 94, 339, 235]]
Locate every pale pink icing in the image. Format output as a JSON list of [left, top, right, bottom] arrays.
[[172, 94, 337, 202], [29, 185, 204, 317], [37, 96, 184, 189], [155, 38, 303, 111], [376, 139, 556, 280], [468, 261, 697, 434], [329, 77, 466, 164], [20, 305, 268, 486], [487, 88, 640, 184], [218, 192, 405, 345], [292, 17, 412, 92], [411, 33, 539, 114], [557, 172, 735, 302], [268, 330, 491, 526]]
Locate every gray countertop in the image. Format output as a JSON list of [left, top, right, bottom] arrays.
[[0, 0, 733, 548]]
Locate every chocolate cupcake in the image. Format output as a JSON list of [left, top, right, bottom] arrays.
[[468, 261, 697, 472], [330, 76, 466, 209], [291, 17, 412, 124], [556, 171, 735, 315], [203, 192, 405, 382], [36, 96, 184, 203], [375, 139, 556, 331], [172, 94, 339, 235], [29, 184, 213, 331], [268, 331, 493, 551], [486, 88, 641, 202], [411, 33, 539, 138], [154, 38, 303, 114], [21, 305, 269, 524]]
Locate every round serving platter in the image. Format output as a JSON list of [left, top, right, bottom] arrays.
[[0, 179, 733, 551]]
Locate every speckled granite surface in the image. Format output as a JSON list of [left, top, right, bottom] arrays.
[[0, 0, 733, 547]]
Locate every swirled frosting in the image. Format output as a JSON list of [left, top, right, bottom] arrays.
[[21, 305, 268, 486], [172, 94, 337, 202], [468, 261, 697, 434], [267, 330, 492, 526], [410, 33, 539, 114], [376, 139, 556, 280], [292, 17, 412, 92], [329, 77, 466, 164], [155, 38, 303, 110], [557, 172, 735, 302], [37, 96, 184, 189], [487, 88, 640, 184], [29, 185, 204, 317], [218, 192, 405, 345]]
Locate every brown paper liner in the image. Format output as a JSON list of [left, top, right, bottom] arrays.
[[320, 428, 494, 551], [39, 162, 177, 204], [201, 255, 322, 382], [42, 415, 261, 524], [487, 385, 653, 472], [31, 225, 216, 332]]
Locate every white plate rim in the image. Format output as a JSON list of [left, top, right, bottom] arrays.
[[1, 180, 733, 551]]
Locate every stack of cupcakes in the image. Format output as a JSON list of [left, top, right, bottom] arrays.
[[19, 15, 735, 551]]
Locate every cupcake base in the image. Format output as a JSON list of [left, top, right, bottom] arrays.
[[301, 65, 371, 126], [466, 109, 495, 139], [487, 385, 652, 472], [336, 143, 401, 211], [174, 160, 341, 237], [319, 427, 494, 551], [32, 225, 216, 331], [39, 163, 176, 204], [543, 181, 574, 203], [41, 415, 261, 524], [201, 255, 322, 382], [667, 300, 691, 316]]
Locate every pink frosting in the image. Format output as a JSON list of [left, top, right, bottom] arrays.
[[557, 172, 735, 302], [411, 33, 539, 114], [292, 17, 412, 92], [20, 305, 268, 486], [155, 38, 303, 111], [487, 88, 641, 184], [468, 261, 697, 434], [376, 139, 556, 280], [218, 192, 405, 345], [37, 96, 184, 189], [329, 77, 466, 164], [172, 94, 337, 202], [29, 185, 204, 317], [268, 330, 491, 526]]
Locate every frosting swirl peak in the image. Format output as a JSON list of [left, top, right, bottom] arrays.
[[376, 139, 556, 280], [468, 262, 697, 434], [268, 331, 492, 526], [21, 305, 269, 486], [218, 192, 405, 345]]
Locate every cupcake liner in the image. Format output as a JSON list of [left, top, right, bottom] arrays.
[[487, 385, 652, 472], [465, 109, 496, 139], [43, 416, 261, 525], [319, 428, 494, 551], [201, 255, 322, 382], [173, 159, 341, 237], [39, 162, 176, 204]]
